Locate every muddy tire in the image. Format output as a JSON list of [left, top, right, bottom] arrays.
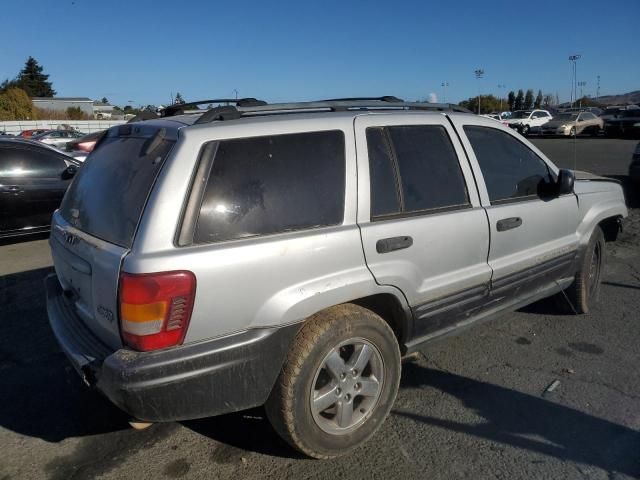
[[556, 227, 605, 314], [265, 304, 401, 459]]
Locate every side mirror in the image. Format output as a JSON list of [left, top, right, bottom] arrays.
[[62, 164, 78, 180], [557, 169, 575, 195]]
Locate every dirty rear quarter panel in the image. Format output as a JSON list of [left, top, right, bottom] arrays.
[[124, 116, 382, 342]]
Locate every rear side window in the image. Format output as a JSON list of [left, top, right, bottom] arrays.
[[366, 125, 469, 219], [193, 130, 345, 244], [60, 125, 175, 247], [464, 126, 554, 203]]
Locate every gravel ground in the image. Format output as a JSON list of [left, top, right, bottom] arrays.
[[0, 137, 638, 480]]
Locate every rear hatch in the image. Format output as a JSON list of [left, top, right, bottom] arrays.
[[50, 123, 177, 349]]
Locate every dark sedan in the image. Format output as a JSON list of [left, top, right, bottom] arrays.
[[0, 138, 79, 239], [630, 142, 640, 184], [604, 109, 640, 138]]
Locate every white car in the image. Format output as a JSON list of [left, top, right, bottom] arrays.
[[504, 109, 552, 136], [32, 129, 84, 148]]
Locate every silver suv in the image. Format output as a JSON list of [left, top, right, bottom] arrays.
[[46, 97, 627, 459]]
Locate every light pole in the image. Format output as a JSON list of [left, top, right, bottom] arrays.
[[441, 82, 449, 103], [596, 75, 601, 102], [568, 54, 581, 107], [474, 69, 484, 114], [497, 84, 506, 112], [233, 89, 239, 100], [578, 81, 587, 105]]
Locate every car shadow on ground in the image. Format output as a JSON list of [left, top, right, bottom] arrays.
[[0, 267, 130, 443], [184, 408, 305, 459], [396, 363, 640, 477]]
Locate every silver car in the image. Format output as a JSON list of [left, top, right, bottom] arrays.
[[542, 111, 604, 136], [46, 98, 627, 459], [33, 129, 84, 148]]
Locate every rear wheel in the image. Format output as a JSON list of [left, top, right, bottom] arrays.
[[265, 304, 401, 459], [556, 227, 605, 314]]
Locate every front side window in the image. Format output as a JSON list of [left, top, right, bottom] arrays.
[[366, 125, 469, 219], [194, 130, 345, 244], [464, 126, 555, 203]]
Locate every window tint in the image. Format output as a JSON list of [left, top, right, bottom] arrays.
[[386, 125, 469, 213], [464, 126, 554, 203], [194, 130, 345, 244], [0, 146, 66, 177], [60, 126, 175, 248], [366, 128, 400, 216]]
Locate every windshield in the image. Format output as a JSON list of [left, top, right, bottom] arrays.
[[60, 124, 175, 248], [511, 111, 531, 119], [555, 113, 578, 121]]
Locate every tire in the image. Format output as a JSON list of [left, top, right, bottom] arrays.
[[521, 125, 530, 136], [556, 227, 605, 314], [265, 304, 401, 459], [570, 126, 577, 136]]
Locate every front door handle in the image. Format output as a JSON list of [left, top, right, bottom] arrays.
[[0, 185, 24, 195], [496, 217, 522, 232], [376, 236, 413, 254]]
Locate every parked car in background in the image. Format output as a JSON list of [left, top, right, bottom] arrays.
[[0, 131, 13, 137], [32, 129, 85, 148], [630, 142, 640, 184], [65, 130, 105, 162], [604, 109, 640, 138], [19, 128, 50, 139], [600, 105, 639, 122], [0, 138, 79, 239], [503, 109, 552, 135], [541, 111, 603, 136], [562, 106, 603, 116], [46, 98, 626, 460]]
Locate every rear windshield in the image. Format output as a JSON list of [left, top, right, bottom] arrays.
[[60, 124, 175, 247]]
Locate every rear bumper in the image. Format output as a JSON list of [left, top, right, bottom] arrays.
[[46, 274, 299, 422]]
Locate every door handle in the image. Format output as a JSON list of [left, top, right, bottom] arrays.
[[0, 185, 24, 195], [496, 217, 522, 232], [376, 236, 413, 254]]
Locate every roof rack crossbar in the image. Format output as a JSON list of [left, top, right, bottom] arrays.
[[163, 98, 266, 117]]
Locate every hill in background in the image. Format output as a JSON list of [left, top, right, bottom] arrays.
[[596, 90, 640, 106]]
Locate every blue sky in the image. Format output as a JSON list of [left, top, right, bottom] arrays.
[[1, 0, 638, 107]]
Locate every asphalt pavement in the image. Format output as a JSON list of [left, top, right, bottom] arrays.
[[0, 137, 638, 480]]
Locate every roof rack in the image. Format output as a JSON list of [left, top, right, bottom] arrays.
[[191, 99, 471, 124], [162, 98, 267, 117]]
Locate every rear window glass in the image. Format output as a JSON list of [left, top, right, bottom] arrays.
[[193, 130, 345, 244], [60, 125, 175, 247]]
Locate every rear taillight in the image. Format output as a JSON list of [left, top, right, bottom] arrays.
[[119, 271, 196, 352]]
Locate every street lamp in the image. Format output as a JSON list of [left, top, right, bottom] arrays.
[[568, 54, 581, 107], [497, 84, 506, 112], [474, 69, 484, 114], [441, 81, 449, 103], [577, 81, 587, 104]]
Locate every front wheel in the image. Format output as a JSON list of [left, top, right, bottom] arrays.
[[521, 125, 530, 136], [556, 227, 605, 314], [265, 304, 401, 459]]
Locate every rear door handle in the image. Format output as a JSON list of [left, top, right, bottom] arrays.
[[496, 217, 522, 232], [376, 236, 413, 254], [0, 185, 24, 195]]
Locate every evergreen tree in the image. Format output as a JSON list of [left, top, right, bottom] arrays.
[[507, 91, 515, 111], [5, 57, 56, 97], [174, 92, 185, 104], [524, 89, 534, 109], [534, 90, 543, 108], [514, 89, 524, 110], [101, 96, 109, 104]]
